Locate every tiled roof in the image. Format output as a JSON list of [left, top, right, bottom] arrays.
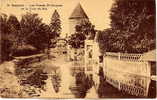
[[69, 3, 88, 19]]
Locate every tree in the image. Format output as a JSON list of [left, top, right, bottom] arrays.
[[68, 21, 96, 48], [7, 15, 21, 55], [0, 14, 13, 61], [68, 32, 86, 48], [97, 29, 115, 54], [20, 13, 51, 52], [113, 0, 155, 53], [20, 13, 42, 42], [50, 10, 61, 38], [26, 23, 51, 51], [0, 14, 21, 60], [99, 0, 155, 53], [76, 20, 96, 40], [7, 15, 20, 31]]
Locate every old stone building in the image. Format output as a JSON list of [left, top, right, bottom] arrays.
[[67, 3, 89, 60], [69, 3, 89, 36]]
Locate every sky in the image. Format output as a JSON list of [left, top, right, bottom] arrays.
[[0, 0, 114, 37]]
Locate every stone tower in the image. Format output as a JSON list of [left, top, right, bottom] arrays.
[[69, 3, 89, 36]]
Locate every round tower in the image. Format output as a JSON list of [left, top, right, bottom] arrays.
[[69, 3, 89, 36]]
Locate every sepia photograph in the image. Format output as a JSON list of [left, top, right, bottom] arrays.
[[0, 0, 156, 99]]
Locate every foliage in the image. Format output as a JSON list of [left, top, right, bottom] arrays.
[[97, 29, 114, 53], [7, 15, 21, 32], [68, 32, 86, 48], [7, 15, 22, 56], [76, 20, 96, 40], [1, 38, 13, 60], [0, 14, 14, 61], [1, 12, 56, 61], [0, 14, 9, 35], [99, 0, 156, 53], [49, 10, 61, 38], [68, 21, 96, 48], [20, 13, 51, 51]]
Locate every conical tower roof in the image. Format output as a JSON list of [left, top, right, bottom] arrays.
[[52, 10, 60, 19], [69, 3, 88, 19]]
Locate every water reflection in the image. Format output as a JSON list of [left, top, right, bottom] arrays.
[[50, 67, 61, 93], [69, 71, 94, 98], [51, 74, 61, 93]]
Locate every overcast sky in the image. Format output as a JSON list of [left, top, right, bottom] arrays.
[[1, 0, 114, 37]]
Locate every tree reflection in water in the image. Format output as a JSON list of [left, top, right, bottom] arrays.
[[70, 72, 94, 98], [51, 68, 61, 93]]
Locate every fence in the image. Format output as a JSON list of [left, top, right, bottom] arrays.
[[103, 52, 151, 97], [105, 52, 143, 61]]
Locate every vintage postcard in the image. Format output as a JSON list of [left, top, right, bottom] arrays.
[[0, 0, 156, 99]]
